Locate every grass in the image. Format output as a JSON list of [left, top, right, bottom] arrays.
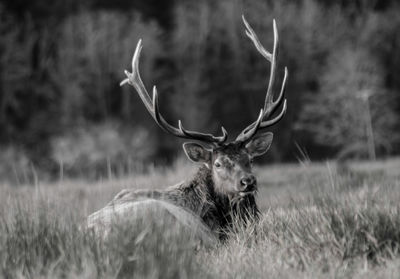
[[0, 157, 400, 278]]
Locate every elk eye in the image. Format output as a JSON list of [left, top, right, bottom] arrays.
[[214, 162, 221, 168]]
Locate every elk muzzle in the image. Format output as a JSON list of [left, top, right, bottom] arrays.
[[239, 174, 256, 193]]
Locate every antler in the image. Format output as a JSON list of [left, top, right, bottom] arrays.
[[235, 16, 288, 143], [120, 39, 228, 145]]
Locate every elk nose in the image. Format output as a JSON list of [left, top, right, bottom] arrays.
[[240, 175, 256, 189]]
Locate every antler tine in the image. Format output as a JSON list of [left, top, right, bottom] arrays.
[[242, 16, 277, 107], [178, 121, 228, 144], [242, 15, 272, 62], [153, 85, 228, 143], [240, 66, 288, 136], [121, 40, 228, 145], [237, 109, 264, 143], [259, 67, 288, 128], [120, 39, 153, 113], [236, 17, 288, 142]]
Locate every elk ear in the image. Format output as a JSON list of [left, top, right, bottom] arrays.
[[183, 142, 212, 163], [245, 132, 273, 157]]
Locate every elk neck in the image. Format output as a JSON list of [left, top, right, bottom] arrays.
[[182, 165, 260, 231]]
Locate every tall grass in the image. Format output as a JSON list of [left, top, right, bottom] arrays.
[[1, 158, 400, 278]]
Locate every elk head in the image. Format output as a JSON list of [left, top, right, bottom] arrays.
[[120, 16, 288, 199]]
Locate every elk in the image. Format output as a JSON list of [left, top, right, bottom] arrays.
[[87, 16, 288, 241]]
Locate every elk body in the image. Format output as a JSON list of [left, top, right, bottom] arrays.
[[87, 16, 288, 242]]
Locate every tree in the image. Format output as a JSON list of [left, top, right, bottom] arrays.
[[296, 46, 399, 159], [0, 5, 35, 141], [56, 11, 162, 123]]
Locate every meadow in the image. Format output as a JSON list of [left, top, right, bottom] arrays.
[[0, 157, 400, 278]]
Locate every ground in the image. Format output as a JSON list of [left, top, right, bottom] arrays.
[[1, 157, 400, 278]]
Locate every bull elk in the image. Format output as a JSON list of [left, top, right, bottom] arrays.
[[87, 16, 288, 241]]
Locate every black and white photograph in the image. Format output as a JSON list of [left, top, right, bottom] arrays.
[[0, 0, 400, 278]]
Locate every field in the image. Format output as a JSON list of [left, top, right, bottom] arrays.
[[1, 158, 400, 278]]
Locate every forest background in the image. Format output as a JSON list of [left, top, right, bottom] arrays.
[[0, 0, 399, 180]]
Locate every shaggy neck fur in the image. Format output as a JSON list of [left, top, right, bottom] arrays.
[[180, 165, 260, 236]]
